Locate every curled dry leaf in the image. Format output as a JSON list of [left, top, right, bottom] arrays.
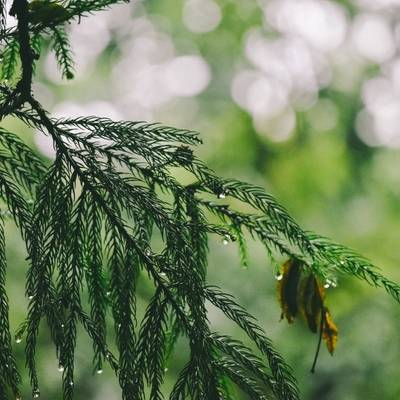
[[277, 258, 302, 323], [276, 258, 339, 356], [322, 308, 338, 355]]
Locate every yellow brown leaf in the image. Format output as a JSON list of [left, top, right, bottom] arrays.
[[277, 258, 303, 323], [300, 274, 324, 333], [322, 308, 338, 354]]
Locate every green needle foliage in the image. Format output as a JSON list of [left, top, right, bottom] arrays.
[[0, 1, 399, 399]]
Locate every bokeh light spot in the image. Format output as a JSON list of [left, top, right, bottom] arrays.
[[164, 55, 211, 97], [183, 0, 222, 34]]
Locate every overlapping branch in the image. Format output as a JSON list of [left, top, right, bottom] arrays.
[[0, 1, 399, 400]]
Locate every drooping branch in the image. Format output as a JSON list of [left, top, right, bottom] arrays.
[[0, 1, 399, 399]]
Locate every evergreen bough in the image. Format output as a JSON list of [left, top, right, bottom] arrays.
[[0, 1, 398, 399]]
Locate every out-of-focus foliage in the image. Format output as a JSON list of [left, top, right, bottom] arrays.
[[2, 0, 400, 399]]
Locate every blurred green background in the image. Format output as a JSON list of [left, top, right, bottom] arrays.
[[3, 0, 400, 398]]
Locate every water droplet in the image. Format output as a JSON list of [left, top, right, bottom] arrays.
[[275, 273, 283, 281], [160, 272, 166, 277], [15, 337, 22, 344], [164, 367, 168, 372], [324, 280, 331, 289], [28, 295, 34, 300], [16, 395, 22, 400], [327, 277, 338, 288], [69, 381, 74, 386], [106, 291, 111, 296], [5, 364, 8, 368], [58, 364, 64, 372], [33, 391, 40, 399], [339, 260, 345, 265], [61, 324, 65, 328], [96, 369, 103, 375], [145, 249, 151, 256], [218, 192, 226, 199], [222, 239, 229, 246]]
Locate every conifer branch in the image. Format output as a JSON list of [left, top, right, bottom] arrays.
[[0, 214, 21, 399], [51, 26, 74, 79], [205, 286, 299, 400], [0, 1, 398, 399]]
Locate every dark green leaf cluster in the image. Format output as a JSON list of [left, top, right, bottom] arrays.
[[0, 1, 399, 400]]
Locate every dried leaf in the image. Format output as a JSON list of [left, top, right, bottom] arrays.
[[322, 308, 338, 354], [276, 261, 339, 363], [300, 274, 325, 333], [277, 258, 303, 323]]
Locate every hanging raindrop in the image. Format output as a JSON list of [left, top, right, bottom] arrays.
[[15, 336, 22, 344], [28, 294, 34, 300], [33, 390, 40, 399], [97, 369, 103, 375], [218, 192, 226, 199], [275, 272, 283, 281], [324, 280, 331, 289], [58, 364, 64, 372], [222, 234, 230, 245]]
